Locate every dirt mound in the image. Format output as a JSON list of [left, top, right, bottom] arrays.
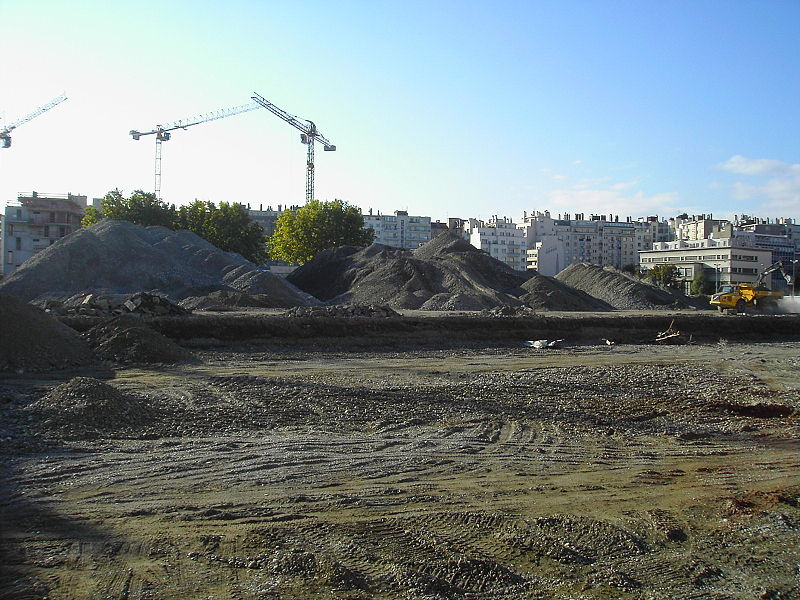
[[0, 295, 95, 373], [411, 232, 475, 260], [555, 263, 693, 310], [83, 316, 194, 364], [0, 220, 313, 306], [25, 377, 153, 437], [287, 235, 532, 311], [519, 272, 613, 311]]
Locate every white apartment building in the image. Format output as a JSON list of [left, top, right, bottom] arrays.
[[519, 211, 668, 276], [465, 216, 526, 271], [2, 191, 86, 277], [639, 237, 773, 294], [362, 210, 431, 249]]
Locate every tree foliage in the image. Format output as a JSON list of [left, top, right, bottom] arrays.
[[82, 190, 267, 264], [645, 264, 679, 288], [690, 271, 715, 296], [268, 199, 375, 264], [175, 200, 267, 264]]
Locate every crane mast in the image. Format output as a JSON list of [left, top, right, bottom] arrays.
[[130, 102, 259, 199], [251, 92, 336, 203], [1, 93, 68, 148]]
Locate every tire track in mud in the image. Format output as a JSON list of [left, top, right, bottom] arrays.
[[4, 350, 800, 599]]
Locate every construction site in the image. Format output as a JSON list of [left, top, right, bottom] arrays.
[[0, 216, 799, 600]]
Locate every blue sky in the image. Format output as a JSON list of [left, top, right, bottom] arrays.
[[1, 0, 798, 223]]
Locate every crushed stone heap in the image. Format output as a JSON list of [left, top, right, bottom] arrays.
[[518, 272, 613, 312], [83, 316, 194, 364], [287, 234, 532, 311], [0, 295, 95, 373], [288, 234, 620, 312], [0, 220, 315, 307], [25, 377, 154, 438], [554, 263, 695, 310]]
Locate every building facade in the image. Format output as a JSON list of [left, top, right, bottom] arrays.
[[465, 216, 527, 271], [362, 210, 432, 249], [639, 237, 774, 294], [2, 192, 86, 277], [519, 211, 668, 275]]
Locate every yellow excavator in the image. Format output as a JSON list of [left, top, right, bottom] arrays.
[[710, 261, 794, 313]]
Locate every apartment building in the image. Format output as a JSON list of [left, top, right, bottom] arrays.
[[465, 216, 526, 271], [362, 210, 431, 249], [519, 211, 666, 275], [639, 237, 773, 294], [2, 191, 86, 276]]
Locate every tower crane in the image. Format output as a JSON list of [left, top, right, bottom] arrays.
[[1, 93, 68, 148], [130, 102, 259, 199], [251, 92, 336, 203]]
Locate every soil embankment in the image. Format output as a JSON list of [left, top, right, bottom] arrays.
[[57, 311, 800, 349]]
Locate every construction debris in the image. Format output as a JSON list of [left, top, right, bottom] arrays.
[[655, 319, 692, 344], [284, 304, 401, 319], [524, 339, 565, 349]]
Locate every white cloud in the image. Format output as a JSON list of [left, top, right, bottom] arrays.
[[719, 155, 800, 217], [547, 187, 681, 219], [719, 155, 799, 176]]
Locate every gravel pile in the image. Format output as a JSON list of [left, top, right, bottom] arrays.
[[555, 263, 694, 310], [0, 295, 95, 373], [287, 234, 532, 310], [25, 377, 154, 438], [284, 304, 401, 318], [83, 316, 194, 364], [0, 220, 313, 306], [518, 272, 613, 311]]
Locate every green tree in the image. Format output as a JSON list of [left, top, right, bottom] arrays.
[[690, 271, 715, 296], [268, 199, 375, 264], [80, 205, 103, 228], [645, 264, 679, 288], [82, 190, 267, 264], [205, 202, 267, 264], [84, 188, 176, 228]]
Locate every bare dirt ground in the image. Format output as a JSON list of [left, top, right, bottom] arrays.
[[2, 336, 799, 599]]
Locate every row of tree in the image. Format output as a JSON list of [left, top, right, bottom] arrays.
[[82, 190, 374, 265]]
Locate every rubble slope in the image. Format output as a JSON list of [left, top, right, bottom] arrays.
[[0, 295, 95, 373], [0, 220, 313, 306], [287, 234, 532, 310], [555, 263, 695, 310]]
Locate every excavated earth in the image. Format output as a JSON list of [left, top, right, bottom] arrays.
[[2, 311, 800, 600]]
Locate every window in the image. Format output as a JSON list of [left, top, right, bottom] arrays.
[[15, 237, 22, 250]]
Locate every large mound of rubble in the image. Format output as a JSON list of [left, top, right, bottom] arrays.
[[518, 272, 613, 311], [25, 377, 154, 438], [0, 295, 95, 373], [287, 234, 626, 312], [0, 220, 314, 307], [555, 263, 697, 310], [83, 316, 194, 364], [287, 234, 532, 311]]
